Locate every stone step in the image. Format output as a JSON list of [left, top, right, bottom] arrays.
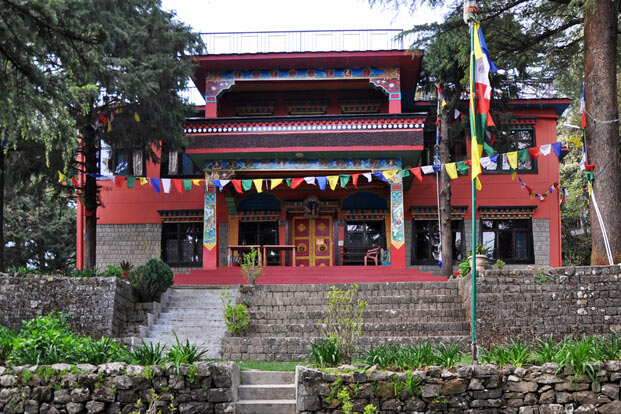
[[236, 400, 296, 414], [149, 322, 226, 330], [243, 281, 455, 291], [240, 371, 295, 385], [239, 384, 296, 400], [248, 308, 467, 324], [244, 294, 462, 307]]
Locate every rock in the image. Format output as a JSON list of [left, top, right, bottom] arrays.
[[574, 404, 597, 414], [403, 397, 425, 411], [441, 378, 468, 395], [604, 361, 621, 372], [130, 375, 151, 390], [214, 402, 235, 414], [24, 400, 39, 414], [210, 363, 234, 387], [469, 378, 485, 390], [599, 400, 621, 414], [532, 374, 564, 384], [85, 401, 105, 414], [380, 398, 401, 411], [542, 363, 560, 374], [539, 389, 556, 404], [32, 386, 52, 402], [208, 388, 233, 403], [168, 374, 185, 390], [555, 381, 590, 391], [194, 362, 212, 377], [507, 381, 539, 393], [474, 364, 498, 377], [77, 374, 98, 387], [179, 402, 204, 414], [539, 404, 564, 414], [53, 389, 72, 404], [518, 407, 538, 414], [97, 362, 126, 376], [124, 365, 144, 377], [92, 387, 115, 402], [66, 402, 84, 414], [601, 383, 619, 400], [524, 392, 538, 405], [70, 388, 90, 403], [374, 381, 393, 399], [573, 391, 598, 405], [50, 363, 73, 372], [472, 388, 502, 399], [0, 375, 17, 386], [298, 395, 320, 411], [111, 375, 132, 390], [75, 364, 97, 373], [556, 391, 572, 404], [116, 389, 137, 403], [420, 383, 443, 398], [457, 365, 473, 379]]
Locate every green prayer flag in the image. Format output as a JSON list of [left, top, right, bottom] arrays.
[[242, 179, 253, 191], [456, 161, 469, 175], [286, 178, 292, 187], [518, 149, 528, 163], [126, 176, 136, 188], [339, 174, 350, 188], [585, 171, 594, 182], [399, 169, 410, 178], [183, 179, 192, 192], [483, 142, 496, 156]]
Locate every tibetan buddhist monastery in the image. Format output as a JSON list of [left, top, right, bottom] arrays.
[[81, 30, 571, 280]]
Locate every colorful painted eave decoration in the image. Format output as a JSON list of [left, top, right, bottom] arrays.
[[206, 66, 399, 81], [183, 116, 426, 135]]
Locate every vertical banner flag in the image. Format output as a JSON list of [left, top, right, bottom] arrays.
[[580, 85, 587, 128], [470, 22, 497, 190]]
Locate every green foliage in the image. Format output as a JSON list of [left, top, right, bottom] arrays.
[[0, 326, 16, 363], [69, 268, 99, 278], [309, 338, 341, 368], [555, 336, 601, 383], [457, 259, 471, 277], [320, 284, 367, 364], [130, 259, 174, 302], [337, 387, 353, 414], [363, 405, 377, 414], [220, 289, 250, 335], [480, 339, 531, 367], [434, 342, 464, 368], [365, 342, 464, 370], [493, 259, 506, 270], [533, 336, 564, 365], [119, 261, 134, 280], [533, 271, 555, 285], [100, 265, 123, 278], [129, 341, 167, 366], [240, 247, 263, 285], [71, 338, 127, 365], [166, 333, 208, 374]]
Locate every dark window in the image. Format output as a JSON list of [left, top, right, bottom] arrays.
[[113, 149, 145, 176], [162, 222, 203, 267], [483, 128, 536, 173], [412, 220, 465, 265], [238, 222, 279, 264], [480, 219, 534, 263], [161, 151, 202, 178], [342, 221, 386, 265]]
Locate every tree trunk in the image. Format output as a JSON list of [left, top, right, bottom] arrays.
[[82, 129, 98, 269], [0, 139, 4, 272], [438, 107, 453, 276], [584, 0, 621, 264]]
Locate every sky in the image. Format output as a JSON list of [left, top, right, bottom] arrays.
[[161, 0, 441, 33]]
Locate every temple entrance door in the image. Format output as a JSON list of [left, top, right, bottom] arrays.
[[292, 216, 333, 266]]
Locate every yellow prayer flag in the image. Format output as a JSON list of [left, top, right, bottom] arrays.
[[107, 121, 112, 132], [512, 171, 517, 181], [445, 163, 458, 180], [475, 176, 482, 191], [327, 175, 339, 190], [253, 179, 263, 193], [507, 151, 518, 170], [192, 179, 201, 186], [270, 178, 283, 190], [134, 112, 141, 122], [58, 171, 66, 182], [382, 169, 398, 180], [139, 177, 149, 185]]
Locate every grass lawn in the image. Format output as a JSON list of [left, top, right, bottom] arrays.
[[235, 360, 306, 371]]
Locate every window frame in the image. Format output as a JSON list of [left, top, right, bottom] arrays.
[[479, 218, 535, 264], [160, 150, 203, 178], [482, 127, 538, 175], [112, 148, 146, 177], [411, 219, 465, 265], [161, 222, 203, 268], [238, 221, 280, 265]]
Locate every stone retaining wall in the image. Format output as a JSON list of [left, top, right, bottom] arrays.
[[96, 223, 161, 270], [473, 266, 621, 347], [0, 275, 154, 339], [0, 362, 238, 414], [296, 362, 621, 413]]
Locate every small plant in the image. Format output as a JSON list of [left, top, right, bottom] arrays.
[[434, 342, 464, 368], [457, 259, 471, 277], [220, 289, 250, 335], [130, 258, 174, 302], [0, 326, 16, 363], [166, 333, 208, 374], [119, 260, 134, 280], [240, 247, 263, 285], [309, 338, 341, 368], [70, 267, 99, 278], [363, 404, 377, 414], [100, 265, 123, 278], [533, 336, 563, 365], [494, 259, 505, 269], [402, 370, 422, 396], [556, 336, 601, 383], [129, 341, 167, 365], [319, 284, 367, 364], [337, 387, 353, 414], [392, 374, 404, 398], [533, 270, 556, 285]]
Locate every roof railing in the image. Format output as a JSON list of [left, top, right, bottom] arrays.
[[199, 29, 405, 55]]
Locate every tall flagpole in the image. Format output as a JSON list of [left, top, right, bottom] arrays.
[[464, 0, 478, 365]]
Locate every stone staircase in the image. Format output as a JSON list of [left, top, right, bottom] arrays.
[[141, 286, 232, 359], [221, 281, 469, 361], [236, 370, 296, 414]]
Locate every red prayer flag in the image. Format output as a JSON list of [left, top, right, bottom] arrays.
[[410, 167, 423, 182], [465, 160, 472, 167], [528, 147, 540, 160], [71, 176, 77, 187], [231, 180, 243, 193], [114, 176, 126, 188], [173, 179, 183, 193], [291, 177, 304, 189], [584, 164, 595, 171], [351, 173, 360, 188]]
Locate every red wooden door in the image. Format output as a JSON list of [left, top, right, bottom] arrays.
[[292, 216, 333, 266]]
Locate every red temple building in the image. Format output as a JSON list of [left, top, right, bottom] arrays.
[[79, 30, 570, 282]]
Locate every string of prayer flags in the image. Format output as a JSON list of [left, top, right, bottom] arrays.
[[114, 176, 126, 188], [173, 179, 183, 193], [192, 179, 202, 186], [351, 173, 360, 187], [528, 147, 540, 160], [373, 172, 387, 182], [304, 176, 316, 186], [139, 177, 149, 185], [432, 164, 441, 173], [421, 165, 434, 175], [362, 172, 372, 182], [285, 178, 292, 187], [242, 179, 252, 191]]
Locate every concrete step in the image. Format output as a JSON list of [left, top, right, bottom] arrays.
[[236, 400, 296, 414], [239, 384, 295, 400], [149, 322, 226, 330], [240, 370, 295, 385]]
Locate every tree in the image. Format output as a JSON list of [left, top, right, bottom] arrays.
[[67, 1, 202, 269], [372, 0, 621, 264]]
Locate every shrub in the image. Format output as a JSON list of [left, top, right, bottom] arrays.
[[309, 338, 341, 368], [167, 333, 208, 374], [458, 259, 471, 277], [71, 337, 127, 365], [130, 258, 174, 302], [0, 326, 16, 363], [100, 265, 123, 278], [69, 267, 99, 278], [240, 247, 263, 285], [220, 289, 249, 335], [319, 284, 367, 364], [434, 342, 465, 368], [129, 341, 167, 365]]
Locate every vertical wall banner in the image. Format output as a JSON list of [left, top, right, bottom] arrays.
[[390, 178, 405, 250], [203, 185, 217, 252]]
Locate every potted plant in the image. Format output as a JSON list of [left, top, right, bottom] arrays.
[[467, 244, 490, 274], [240, 247, 263, 286], [119, 260, 134, 280]]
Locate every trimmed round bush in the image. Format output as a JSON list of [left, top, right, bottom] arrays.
[[130, 258, 174, 302]]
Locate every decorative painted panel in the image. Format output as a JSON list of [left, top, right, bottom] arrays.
[[206, 66, 399, 81], [203, 185, 217, 251], [390, 181, 405, 250], [205, 158, 401, 171]]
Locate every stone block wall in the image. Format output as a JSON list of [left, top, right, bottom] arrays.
[[218, 222, 229, 267], [473, 265, 621, 347], [0, 274, 156, 339], [0, 362, 238, 414], [96, 223, 161, 269], [297, 363, 621, 413], [533, 218, 550, 266]]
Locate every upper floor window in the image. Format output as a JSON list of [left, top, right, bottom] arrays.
[[161, 151, 202, 178], [483, 128, 536, 173], [113, 149, 145, 176], [481, 218, 534, 264]]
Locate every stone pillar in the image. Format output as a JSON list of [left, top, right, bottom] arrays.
[[203, 176, 218, 269], [389, 174, 406, 269]]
